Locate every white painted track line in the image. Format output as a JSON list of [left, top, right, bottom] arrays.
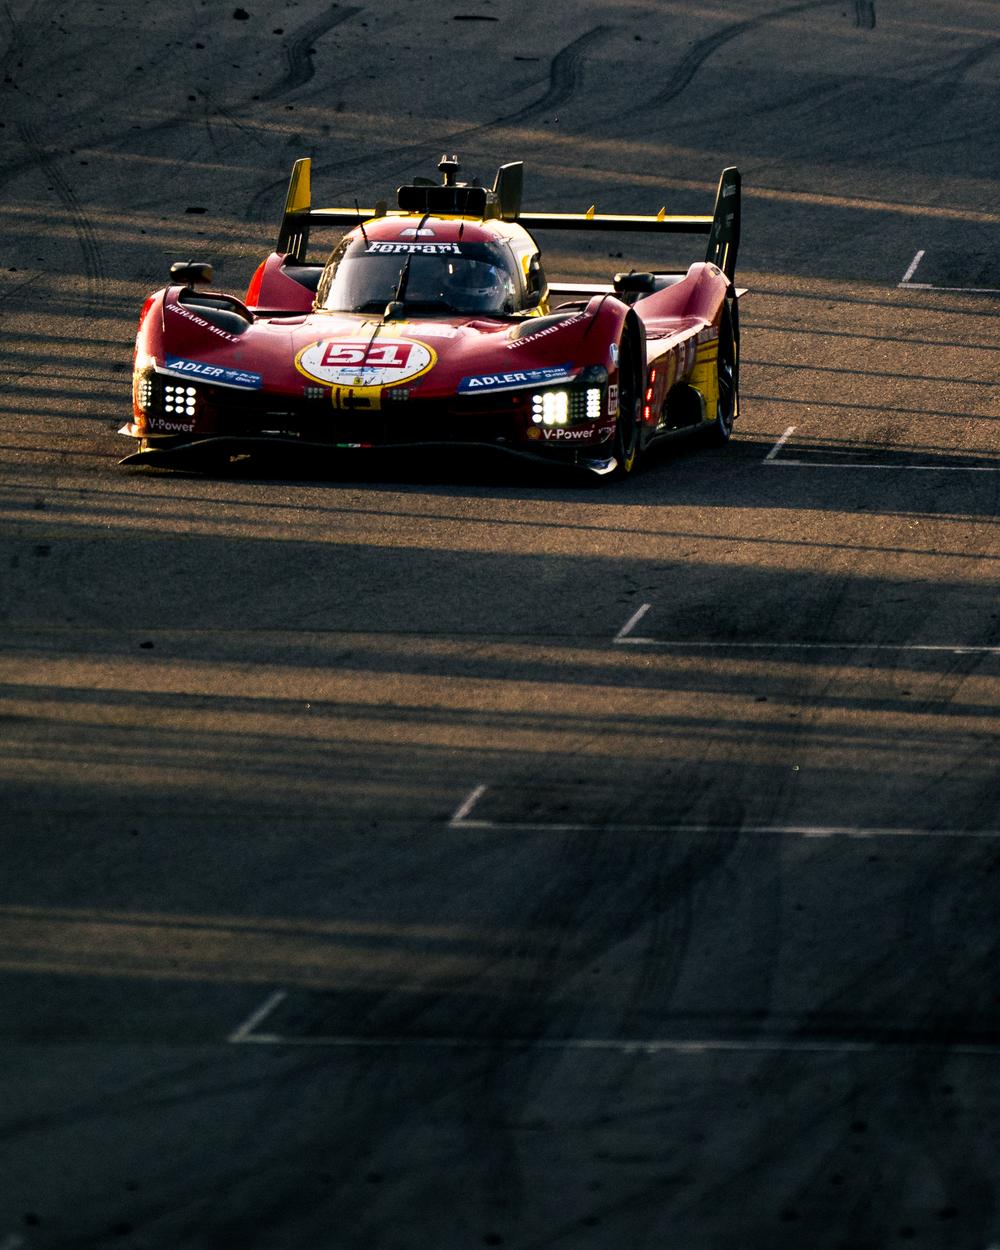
[[450, 819, 1000, 839], [227, 1030, 1000, 1057], [901, 282, 1000, 294], [227, 989, 287, 1043], [613, 601, 651, 642], [764, 425, 796, 461], [611, 606, 1000, 653], [761, 415, 998, 470], [615, 638, 1000, 655], [897, 249, 1000, 293], [764, 460, 1000, 471], [445, 785, 1000, 839], [898, 249, 925, 285], [449, 784, 488, 827]]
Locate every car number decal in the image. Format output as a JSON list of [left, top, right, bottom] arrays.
[[295, 337, 436, 388]]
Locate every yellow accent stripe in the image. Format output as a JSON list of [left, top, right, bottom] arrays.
[[306, 208, 716, 232], [519, 211, 713, 231]]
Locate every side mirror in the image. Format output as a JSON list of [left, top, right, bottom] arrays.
[[170, 260, 214, 286], [613, 271, 655, 298], [525, 254, 544, 308]]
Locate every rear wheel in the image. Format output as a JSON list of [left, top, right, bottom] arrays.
[[611, 327, 641, 478], [706, 300, 738, 446]]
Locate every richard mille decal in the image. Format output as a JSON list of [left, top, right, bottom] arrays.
[[295, 337, 436, 387], [166, 301, 242, 343], [506, 314, 584, 350]]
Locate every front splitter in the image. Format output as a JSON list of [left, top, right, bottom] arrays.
[[118, 434, 619, 476]]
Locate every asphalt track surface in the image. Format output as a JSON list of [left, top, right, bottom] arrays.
[[2, 2, 1000, 1247]]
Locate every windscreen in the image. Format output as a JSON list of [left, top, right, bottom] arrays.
[[317, 237, 519, 316]]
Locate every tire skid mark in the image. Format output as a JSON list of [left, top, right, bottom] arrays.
[[798, 35, 1000, 161], [0, 271, 42, 309], [612, 0, 835, 118], [243, 25, 614, 224], [492, 24, 612, 125], [0, 0, 38, 80], [260, 4, 363, 101], [922, 35, 1000, 93], [0, 6, 354, 195], [16, 121, 106, 300], [854, 0, 876, 29], [0, 273, 45, 393]]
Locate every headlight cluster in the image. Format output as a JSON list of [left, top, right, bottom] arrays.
[[530, 387, 602, 426], [163, 382, 198, 418], [134, 373, 154, 412]]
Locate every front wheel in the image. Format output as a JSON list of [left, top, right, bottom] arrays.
[[705, 300, 738, 447]]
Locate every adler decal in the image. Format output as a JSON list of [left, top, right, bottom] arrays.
[[458, 363, 574, 394], [295, 337, 436, 388], [164, 356, 262, 389]]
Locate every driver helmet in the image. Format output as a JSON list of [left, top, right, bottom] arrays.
[[443, 259, 509, 312]]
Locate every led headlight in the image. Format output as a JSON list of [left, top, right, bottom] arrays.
[[134, 372, 154, 413], [163, 383, 198, 416], [532, 390, 569, 426], [530, 385, 604, 425]]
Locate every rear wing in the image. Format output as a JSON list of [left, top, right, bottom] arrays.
[[276, 159, 741, 283]]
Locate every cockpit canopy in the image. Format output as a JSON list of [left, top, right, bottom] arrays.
[[316, 233, 523, 317]]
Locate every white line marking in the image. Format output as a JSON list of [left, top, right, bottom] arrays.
[[901, 282, 1000, 294], [449, 784, 488, 827], [228, 989, 287, 1043], [446, 819, 1000, 839], [763, 460, 1000, 471], [764, 424, 796, 461], [614, 602, 651, 642], [613, 640, 1000, 654], [899, 248, 925, 285], [227, 1031, 1000, 1056]]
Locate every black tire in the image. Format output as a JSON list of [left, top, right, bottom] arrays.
[[706, 299, 738, 447], [611, 326, 641, 478]]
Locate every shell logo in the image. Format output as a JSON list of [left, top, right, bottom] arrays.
[[295, 338, 436, 388]]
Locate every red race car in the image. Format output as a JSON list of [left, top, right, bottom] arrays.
[[122, 155, 742, 478]]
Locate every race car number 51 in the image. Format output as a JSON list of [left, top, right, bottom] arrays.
[[321, 343, 409, 367], [296, 337, 436, 387]]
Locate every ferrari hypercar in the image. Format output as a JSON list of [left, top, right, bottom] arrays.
[[122, 155, 743, 477]]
